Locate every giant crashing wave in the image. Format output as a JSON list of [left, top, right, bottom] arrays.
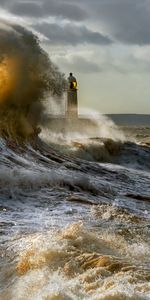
[[0, 21, 149, 172], [0, 21, 67, 140]]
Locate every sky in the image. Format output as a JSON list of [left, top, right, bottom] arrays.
[[0, 0, 150, 114]]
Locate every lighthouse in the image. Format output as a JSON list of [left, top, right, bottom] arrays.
[[46, 72, 99, 135], [66, 73, 78, 119]]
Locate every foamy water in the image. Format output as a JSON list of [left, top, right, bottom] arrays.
[[0, 124, 150, 300]]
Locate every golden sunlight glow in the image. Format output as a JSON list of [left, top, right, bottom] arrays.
[[0, 57, 19, 103]]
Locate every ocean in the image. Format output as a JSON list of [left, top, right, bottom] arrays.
[[0, 116, 150, 300]]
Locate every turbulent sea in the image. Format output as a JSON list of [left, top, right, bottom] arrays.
[[0, 120, 150, 300]]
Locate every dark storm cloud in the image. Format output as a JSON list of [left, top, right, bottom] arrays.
[[1, 0, 150, 45], [10, 1, 42, 17], [9, 0, 88, 21], [43, 0, 88, 21], [89, 0, 150, 45], [46, 0, 150, 45], [0, 0, 9, 5], [34, 22, 112, 46]]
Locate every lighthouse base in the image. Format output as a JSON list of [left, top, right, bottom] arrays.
[[44, 116, 100, 137], [67, 89, 78, 119]]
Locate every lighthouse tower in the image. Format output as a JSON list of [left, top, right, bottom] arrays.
[[66, 73, 78, 119]]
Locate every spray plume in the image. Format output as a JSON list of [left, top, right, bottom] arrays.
[[0, 21, 66, 139]]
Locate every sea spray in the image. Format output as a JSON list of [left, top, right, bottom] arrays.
[[0, 21, 67, 139]]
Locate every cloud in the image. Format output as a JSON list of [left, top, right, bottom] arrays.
[[0, 0, 10, 6], [1, 0, 150, 46], [82, 0, 150, 45], [58, 55, 101, 73], [34, 22, 112, 46], [9, 0, 88, 21], [10, 1, 43, 18], [43, 0, 88, 21]]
